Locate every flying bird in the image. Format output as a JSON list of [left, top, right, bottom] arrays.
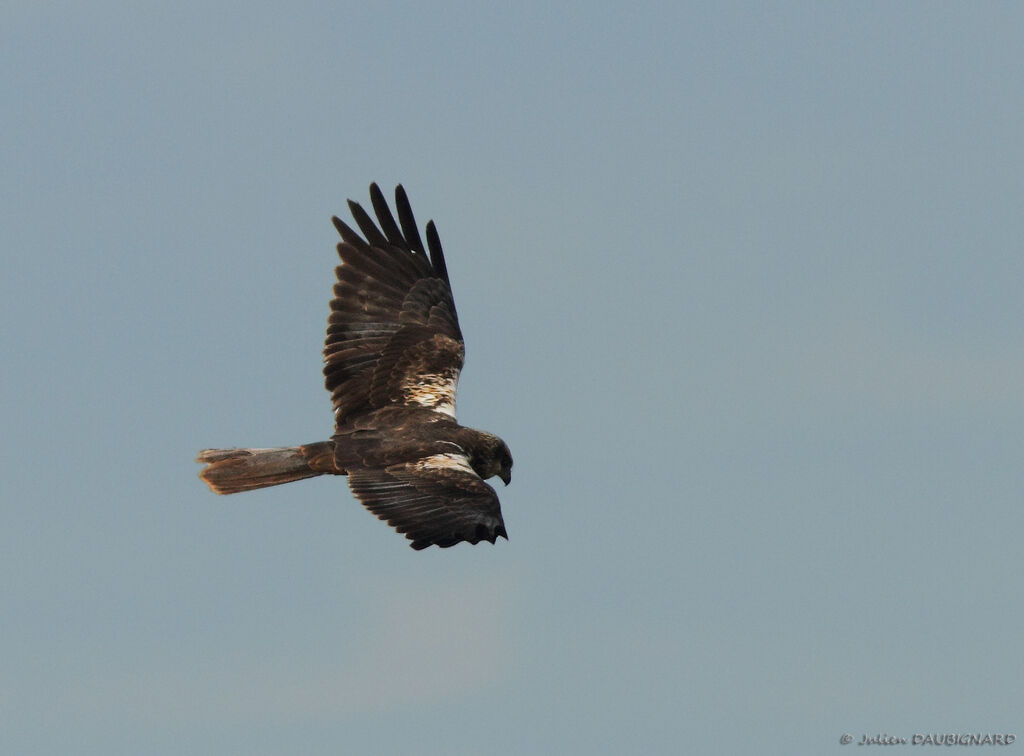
[[196, 184, 512, 549]]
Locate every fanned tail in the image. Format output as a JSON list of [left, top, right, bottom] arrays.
[[196, 442, 337, 494]]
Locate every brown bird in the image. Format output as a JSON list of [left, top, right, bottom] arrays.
[[196, 184, 512, 549]]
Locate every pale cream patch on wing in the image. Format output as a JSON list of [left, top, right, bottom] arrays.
[[414, 452, 476, 476], [403, 370, 459, 418]]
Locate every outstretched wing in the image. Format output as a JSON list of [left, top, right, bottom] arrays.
[[325, 184, 464, 426], [347, 451, 507, 550]]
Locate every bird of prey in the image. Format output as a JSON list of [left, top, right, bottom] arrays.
[[196, 184, 512, 550]]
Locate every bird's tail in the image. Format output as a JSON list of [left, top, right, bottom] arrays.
[[196, 441, 337, 494]]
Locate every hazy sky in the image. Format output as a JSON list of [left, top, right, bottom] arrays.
[[3, 2, 1023, 754]]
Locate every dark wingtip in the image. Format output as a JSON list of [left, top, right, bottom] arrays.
[[394, 184, 426, 255], [332, 215, 368, 250], [369, 182, 404, 247], [347, 197, 388, 247], [425, 220, 450, 285]]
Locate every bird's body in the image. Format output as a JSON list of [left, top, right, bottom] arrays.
[[197, 184, 512, 550]]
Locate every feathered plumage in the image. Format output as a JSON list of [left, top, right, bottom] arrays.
[[197, 184, 512, 549]]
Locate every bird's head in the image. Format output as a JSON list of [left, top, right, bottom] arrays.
[[472, 433, 513, 486], [496, 441, 513, 486]]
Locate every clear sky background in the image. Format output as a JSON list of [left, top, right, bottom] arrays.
[[3, 2, 1022, 754]]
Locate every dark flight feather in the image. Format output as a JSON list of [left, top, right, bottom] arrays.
[[395, 185, 427, 255]]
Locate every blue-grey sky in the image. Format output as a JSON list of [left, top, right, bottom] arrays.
[[3, 2, 1022, 754]]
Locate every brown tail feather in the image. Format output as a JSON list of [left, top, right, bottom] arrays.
[[196, 441, 338, 494]]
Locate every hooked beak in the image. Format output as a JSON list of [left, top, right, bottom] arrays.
[[499, 469, 511, 486]]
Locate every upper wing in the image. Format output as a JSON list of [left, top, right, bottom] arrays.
[[347, 451, 508, 550], [325, 184, 464, 426]]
